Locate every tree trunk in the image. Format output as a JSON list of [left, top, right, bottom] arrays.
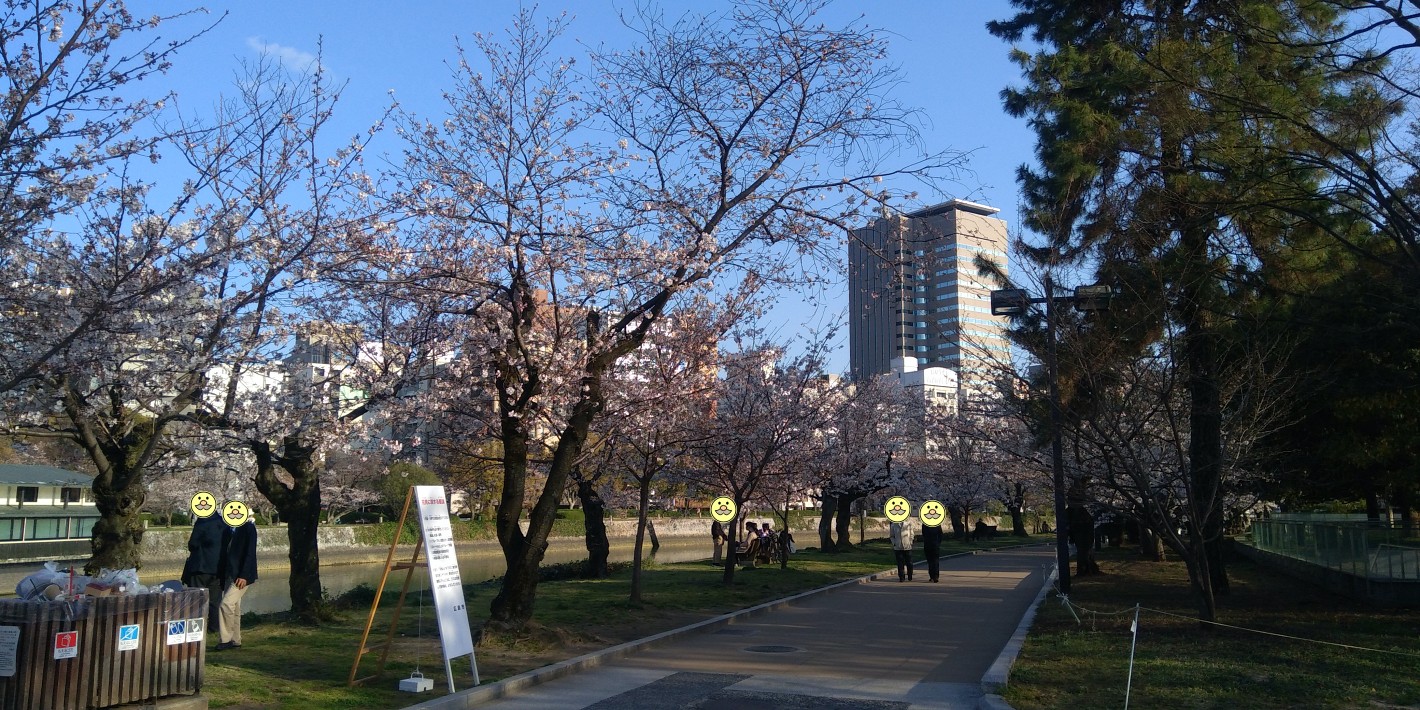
[[817, 497, 837, 550], [834, 494, 861, 550], [490, 349, 607, 628], [948, 505, 967, 541], [1184, 537, 1218, 622], [1007, 483, 1028, 536], [630, 479, 652, 602], [253, 436, 325, 624], [86, 465, 146, 574], [720, 519, 739, 585], [1140, 526, 1166, 562], [577, 480, 610, 579], [1067, 505, 1101, 576]]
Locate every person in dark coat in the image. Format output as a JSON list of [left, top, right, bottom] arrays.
[[181, 514, 225, 629], [922, 521, 943, 583], [215, 520, 258, 650]]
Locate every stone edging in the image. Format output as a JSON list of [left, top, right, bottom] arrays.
[[407, 545, 1037, 710]]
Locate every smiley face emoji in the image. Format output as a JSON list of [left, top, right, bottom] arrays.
[[884, 496, 911, 523], [919, 500, 946, 527], [221, 500, 251, 527], [190, 491, 217, 519], [710, 496, 738, 523]]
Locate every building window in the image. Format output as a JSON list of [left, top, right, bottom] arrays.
[[16, 487, 38, 503], [0, 519, 19, 541], [61, 487, 84, 503], [29, 518, 64, 540]]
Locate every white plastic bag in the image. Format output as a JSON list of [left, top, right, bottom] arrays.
[[95, 568, 141, 594], [15, 562, 68, 600]]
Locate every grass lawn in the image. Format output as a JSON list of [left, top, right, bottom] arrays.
[[1003, 545, 1420, 709], [203, 535, 1027, 709]]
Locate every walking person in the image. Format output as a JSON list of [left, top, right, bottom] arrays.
[[890, 520, 915, 581], [181, 511, 225, 630], [922, 519, 943, 583], [216, 518, 258, 650], [712, 519, 726, 566]]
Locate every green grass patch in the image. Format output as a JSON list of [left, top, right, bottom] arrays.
[[203, 535, 1024, 709], [1002, 546, 1420, 709]]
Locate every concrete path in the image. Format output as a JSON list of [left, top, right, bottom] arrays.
[[413, 547, 1056, 710]]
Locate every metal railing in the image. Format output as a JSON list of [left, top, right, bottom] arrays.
[[1249, 519, 1420, 582]]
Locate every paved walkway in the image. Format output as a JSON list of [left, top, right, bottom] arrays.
[[413, 546, 1056, 710]]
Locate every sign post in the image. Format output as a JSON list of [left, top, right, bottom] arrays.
[[411, 485, 478, 691]]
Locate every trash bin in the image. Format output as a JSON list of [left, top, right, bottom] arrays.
[[0, 589, 206, 709]]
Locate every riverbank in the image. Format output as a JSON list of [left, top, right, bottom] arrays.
[[4, 515, 892, 582]]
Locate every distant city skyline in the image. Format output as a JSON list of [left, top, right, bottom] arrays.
[[148, 0, 1037, 375]]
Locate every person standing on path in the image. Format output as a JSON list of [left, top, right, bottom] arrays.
[[711, 519, 726, 566], [890, 520, 915, 581], [181, 512, 224, 629], [216, 519, 258, 650], [921, 520, 943, 582]]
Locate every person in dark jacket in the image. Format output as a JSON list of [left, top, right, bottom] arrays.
[[215, 520, 257, 650], [182, 513, 225, 629], [922, 520, 943, 583]]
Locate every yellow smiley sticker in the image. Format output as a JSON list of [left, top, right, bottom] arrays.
[[919, 500, 946, 527], [710, 496, 738, 524], [221, 500, 251, 527], [190, 491, 217, 519], [884, 496, 911, 523]]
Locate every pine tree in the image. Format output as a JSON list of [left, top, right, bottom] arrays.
[[989, 0, 1380, 620]]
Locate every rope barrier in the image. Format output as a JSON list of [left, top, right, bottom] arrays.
[[1051, 591, 1420, 659]]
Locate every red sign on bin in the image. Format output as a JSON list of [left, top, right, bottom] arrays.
[[54, 630, 78, 660]]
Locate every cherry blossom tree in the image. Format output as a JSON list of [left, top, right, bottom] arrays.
[[0, 1, 217, 395], [809, 372, 921, 550], [600, 313, 720, 599], [686, 341, 835, 584], [380, 1, 959, 629]]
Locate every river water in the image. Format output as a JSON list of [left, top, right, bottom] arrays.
[[1, 537, 712, 615]]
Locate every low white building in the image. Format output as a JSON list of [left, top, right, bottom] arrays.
[[0, 464, 99, 542], [889, 356, 959, 414]]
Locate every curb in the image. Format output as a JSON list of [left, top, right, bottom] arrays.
[[978, 555, 1057, 710], [408, 547, 1003, 709]]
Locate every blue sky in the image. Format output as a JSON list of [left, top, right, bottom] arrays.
[[154, 0, 1036, 373]]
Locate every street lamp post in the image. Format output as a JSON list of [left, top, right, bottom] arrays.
[[991, 276, 1113, 595]]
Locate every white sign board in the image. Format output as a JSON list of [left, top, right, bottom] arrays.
[[166, 620, 186, 646], [412, 486, 475, 663], [186, 617, 205, 643], [0, 626, 17, 676], [53, 631, 78, 660], [117, 624, 140, 652]]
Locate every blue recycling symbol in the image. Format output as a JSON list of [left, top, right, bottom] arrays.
[[168, 621, 185, 636], [119, 626, 139, 642]]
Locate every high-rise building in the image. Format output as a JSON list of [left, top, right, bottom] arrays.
[[848, 199, 1010, 392]]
